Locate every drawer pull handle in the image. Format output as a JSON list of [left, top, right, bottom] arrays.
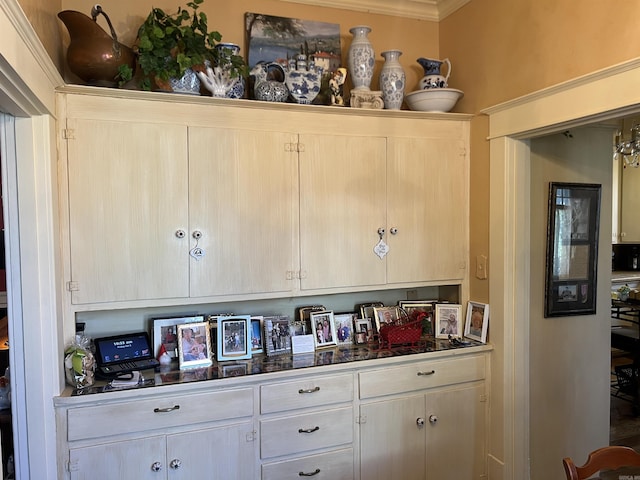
[[298, 386, 320, 394], [417, 370, 435, 376], [154, 405, 180, 413], [299, 468, 321, 477], [298, 426, 320, 434]]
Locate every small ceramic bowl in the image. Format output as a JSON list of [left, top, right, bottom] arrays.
[[404, 88, 464, 112]]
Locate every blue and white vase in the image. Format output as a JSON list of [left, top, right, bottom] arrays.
[[215, 42, 245, 99], [169, 68, 201, 95], [348, 25, 374, 91], [379, 50, 405, 110]]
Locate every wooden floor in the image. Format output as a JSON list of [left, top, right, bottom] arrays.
[[610, 351, 640, 451]]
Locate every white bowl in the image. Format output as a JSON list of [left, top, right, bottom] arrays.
[[404, 88, 464, 112]]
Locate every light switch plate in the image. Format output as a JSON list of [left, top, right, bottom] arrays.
[[476, 255, 488, 280]]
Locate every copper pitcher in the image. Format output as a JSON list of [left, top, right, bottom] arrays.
[[58, 5, 135, 87]]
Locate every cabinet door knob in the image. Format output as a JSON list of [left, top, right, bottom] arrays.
[[150, 462, 162, 472], [416, 417, 425, 426], [390, 227, 398, 235], [169, 459, 182, 470], [192, 230, 202, 240], [429, 414, 438, 424], [175, 229, 186, 238]]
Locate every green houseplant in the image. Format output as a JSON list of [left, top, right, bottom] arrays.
[[121, 0, 246, 91]]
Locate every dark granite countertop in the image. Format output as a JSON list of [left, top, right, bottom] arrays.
[[71, 337, 487, 397]]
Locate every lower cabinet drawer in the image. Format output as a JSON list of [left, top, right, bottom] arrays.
[[260, 406, 353, 459], [359, 354, 485, 399], [262, 447, 354, 480], [67, 387, 253, 441]]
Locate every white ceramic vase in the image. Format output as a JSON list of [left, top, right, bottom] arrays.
[[379, 50, 406, 110], [348, 25, 374, 91]]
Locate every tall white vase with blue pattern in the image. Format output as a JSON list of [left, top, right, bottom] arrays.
[[348, 25, 374, 91], [379, 50, 405, 110]]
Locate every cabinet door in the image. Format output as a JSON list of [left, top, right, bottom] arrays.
[[189, 127, 299, 297], [299, 133, 387, 290], [387, 137, 467, 283], [168, 421, 256, 479], [69, 435, 165, 480], [359, 395, 426, 480], [620, 163, 640, 242], [66, 119, 189, 304], [424, 383, 485, 480]]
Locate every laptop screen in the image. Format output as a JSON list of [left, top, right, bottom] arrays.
[[94, 332, 154, 366]]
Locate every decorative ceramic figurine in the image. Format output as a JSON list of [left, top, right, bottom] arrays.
[[379, 50, 405, 110], [329, 68, 347, 106], [215, 43, 245, 99], [417, 57, 452, 90], [197, 65, 239, 97]]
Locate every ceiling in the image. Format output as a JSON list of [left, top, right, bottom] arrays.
[[280, 0, 471, 21]]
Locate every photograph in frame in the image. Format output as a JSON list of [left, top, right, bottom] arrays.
[[544, 182, 601, 317], [464, 301, 489, 343], [264, 315, 292, 356], [250, 316, 264, 354], [399, 303, 434, 336], [152, 315, 204, 359], [373, 305, 400, 333], [333, 313, 355, 345], [177, 322, 213, 369], [310, 310, 337, 348], [354, 318, 373, 344], [296, 305, 326, 334], [358, 302, 383, 328], [435, 304, 463, 339], [216, 315, 252, 362]]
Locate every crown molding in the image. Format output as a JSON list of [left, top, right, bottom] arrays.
[[278, 0, 470, 21]]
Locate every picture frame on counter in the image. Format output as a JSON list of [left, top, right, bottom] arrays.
[[310, 310, 337, 348], [264, 315, 292, 356], [354, 318, 373, 344], [544, 182, 601, 317], [399, 302, 434, 336], [250, 316, 264, 354], [435, 304, 463, 339], [177, 322, 213, 369], [464, 301, 489, 343], [152, 315, 205, 359], [333, 313, 355, 345], [358, 302, 383, 329], [373, 305, 399, 333], [216, 315, 252, 362]]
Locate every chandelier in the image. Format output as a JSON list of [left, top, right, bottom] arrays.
[[614, 124, 640, 167]]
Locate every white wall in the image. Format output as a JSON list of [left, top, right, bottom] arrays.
[[529, 126, 612, 479]]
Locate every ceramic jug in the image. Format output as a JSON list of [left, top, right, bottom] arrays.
[[58, 5, 135, 87], [250, 62, 289, 102], [417, 57, 451, 90], [285, 54, 322, 104]]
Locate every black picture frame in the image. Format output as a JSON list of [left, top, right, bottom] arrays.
[[545, 182, 601, 317]]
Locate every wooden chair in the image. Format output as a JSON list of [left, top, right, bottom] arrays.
[[563, 446, 640, 479]]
